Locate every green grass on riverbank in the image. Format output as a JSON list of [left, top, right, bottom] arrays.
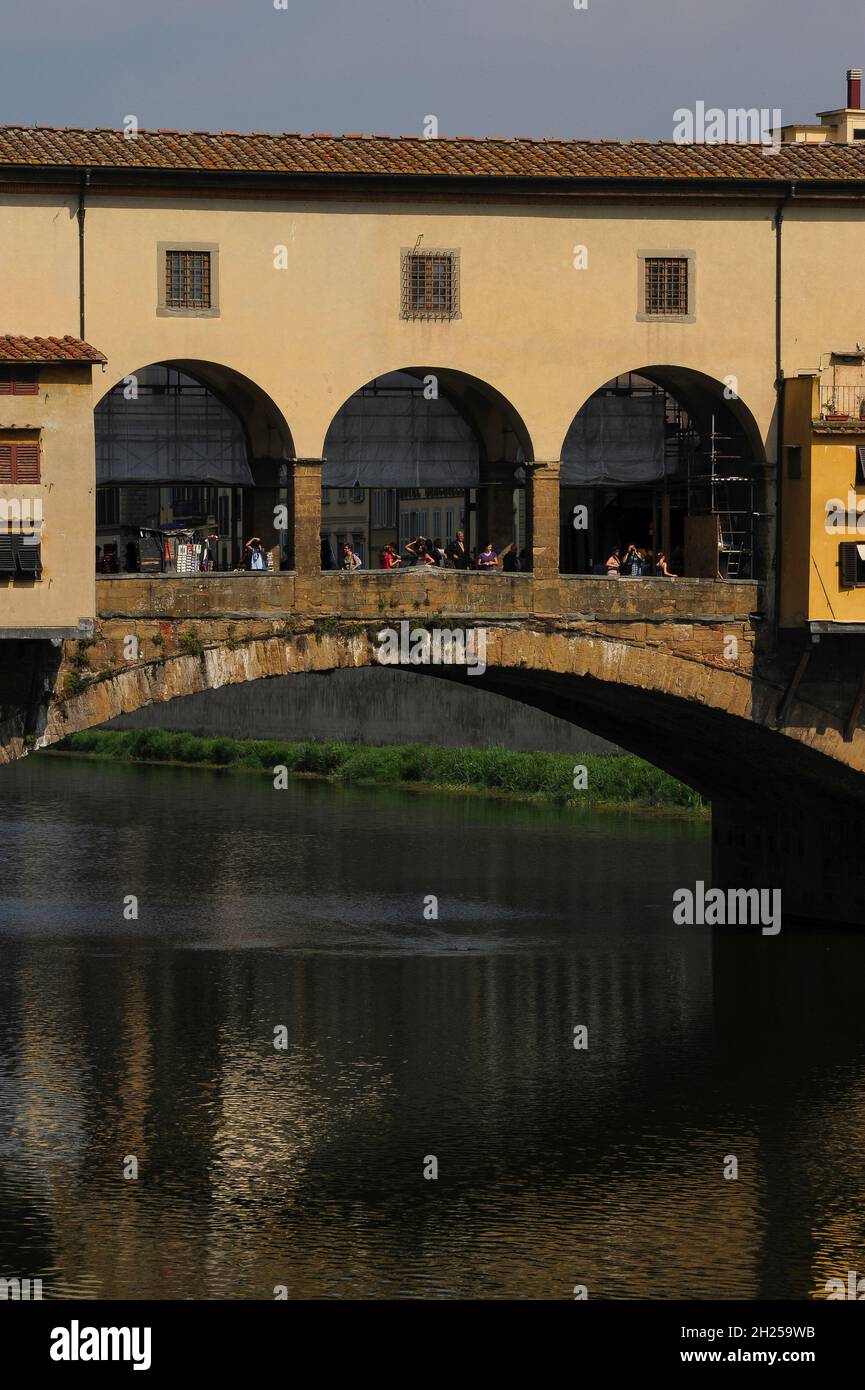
[[48, 728, 708, 813]]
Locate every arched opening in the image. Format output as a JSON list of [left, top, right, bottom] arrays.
[[559, 367, 767, 580], [321, 368, 533, 572], [94, 361, 294, 575]]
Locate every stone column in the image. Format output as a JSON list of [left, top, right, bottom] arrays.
[[530, 460, 561, 613], [292, 458, 323, 609]]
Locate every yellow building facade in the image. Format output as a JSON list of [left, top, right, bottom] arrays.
[[0, 340, 104, 637], [3, 72, 865, 633]]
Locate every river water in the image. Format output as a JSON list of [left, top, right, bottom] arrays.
[[0, 755, 863, 1301]]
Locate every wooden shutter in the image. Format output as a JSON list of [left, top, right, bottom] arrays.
[[0, 533, 15, 574], [0, 369, 38, 395], [12, 442, 40, 483], [0, 443, 11, 483], [14, 535, 42, 576], [839, 541, 860, 588]]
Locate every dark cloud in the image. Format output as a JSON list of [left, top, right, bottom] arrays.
[[0, 0, 859, 138]]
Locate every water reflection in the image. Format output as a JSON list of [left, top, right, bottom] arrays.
[[0, 756, 863, 1299]]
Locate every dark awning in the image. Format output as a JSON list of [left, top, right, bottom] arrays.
[[323, 384, 479, 488], [562, 393, 666, 486]]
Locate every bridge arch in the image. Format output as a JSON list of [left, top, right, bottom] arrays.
[[7, 609, 865, 925], [319, 366, 534, 571], [31, 623, 865, 799], [94, 359, 296, 573], [558, 365, 768, 581]]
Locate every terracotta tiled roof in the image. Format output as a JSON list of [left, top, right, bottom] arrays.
[[1, 125, 865, 182], [0, 335, 106, 363]]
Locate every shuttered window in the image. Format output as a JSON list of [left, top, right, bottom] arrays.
[[839, 541, 865, 587], [0, 532, 14, 574], [0, 532, 42, 578], [15, 533, 42, 576], [165, 250, 211, 309], [0, 441, 40, 483], [0, 367, 39, 395]]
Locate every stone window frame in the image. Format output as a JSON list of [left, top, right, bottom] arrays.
[[157, 242, 220, 318], [636, 249, 696, 324]]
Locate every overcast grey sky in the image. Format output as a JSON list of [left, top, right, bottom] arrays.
[[0, 0, 861, 140]]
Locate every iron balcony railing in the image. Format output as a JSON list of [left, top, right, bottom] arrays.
[[818, 385, 865, 420]]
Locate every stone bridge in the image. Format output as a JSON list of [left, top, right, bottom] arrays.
[[3, 570, 865, 925]]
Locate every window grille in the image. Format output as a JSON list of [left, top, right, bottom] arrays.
[[645, 257, 688, 316], [165, 250, 211, 309], [402, 250, 459, 319]]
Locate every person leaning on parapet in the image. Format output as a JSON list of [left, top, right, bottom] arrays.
[[381, 543, 402, 570], [446, 530, 471, 569], [341, 541, 362, 572], [244, 536, 267, 572], [604, 546, 622, 577], [654, 550, 678, 578], [404, 534, 432, 565]]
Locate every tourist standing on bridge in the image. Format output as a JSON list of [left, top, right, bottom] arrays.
[[381, 543, 401, 570], [341, 541, 362, 571], [446, 530, 470, 569], [201, 532, 219, 572], [477, 542, 498, 571], [624, 543, 646, 577], [604, 546, 622, 576], [244, 537, 267, 572]]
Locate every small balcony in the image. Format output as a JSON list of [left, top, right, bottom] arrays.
[[817, 384, 865, 423]]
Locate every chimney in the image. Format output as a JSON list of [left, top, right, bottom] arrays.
[[848, 67, 863, 108]]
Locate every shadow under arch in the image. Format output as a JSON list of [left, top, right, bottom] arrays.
[[320, 366, 535, 571], [321, 365, 535, 466], [94, 359, 298, 573], [625, 364, 766, 464], [559, 363, 768, 581], [94, 357, 296, 461]]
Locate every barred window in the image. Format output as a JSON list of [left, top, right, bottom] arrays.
[[402, 250, 459, 319], [165, 250, 211, 309], [645, 257, 689, 316]]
